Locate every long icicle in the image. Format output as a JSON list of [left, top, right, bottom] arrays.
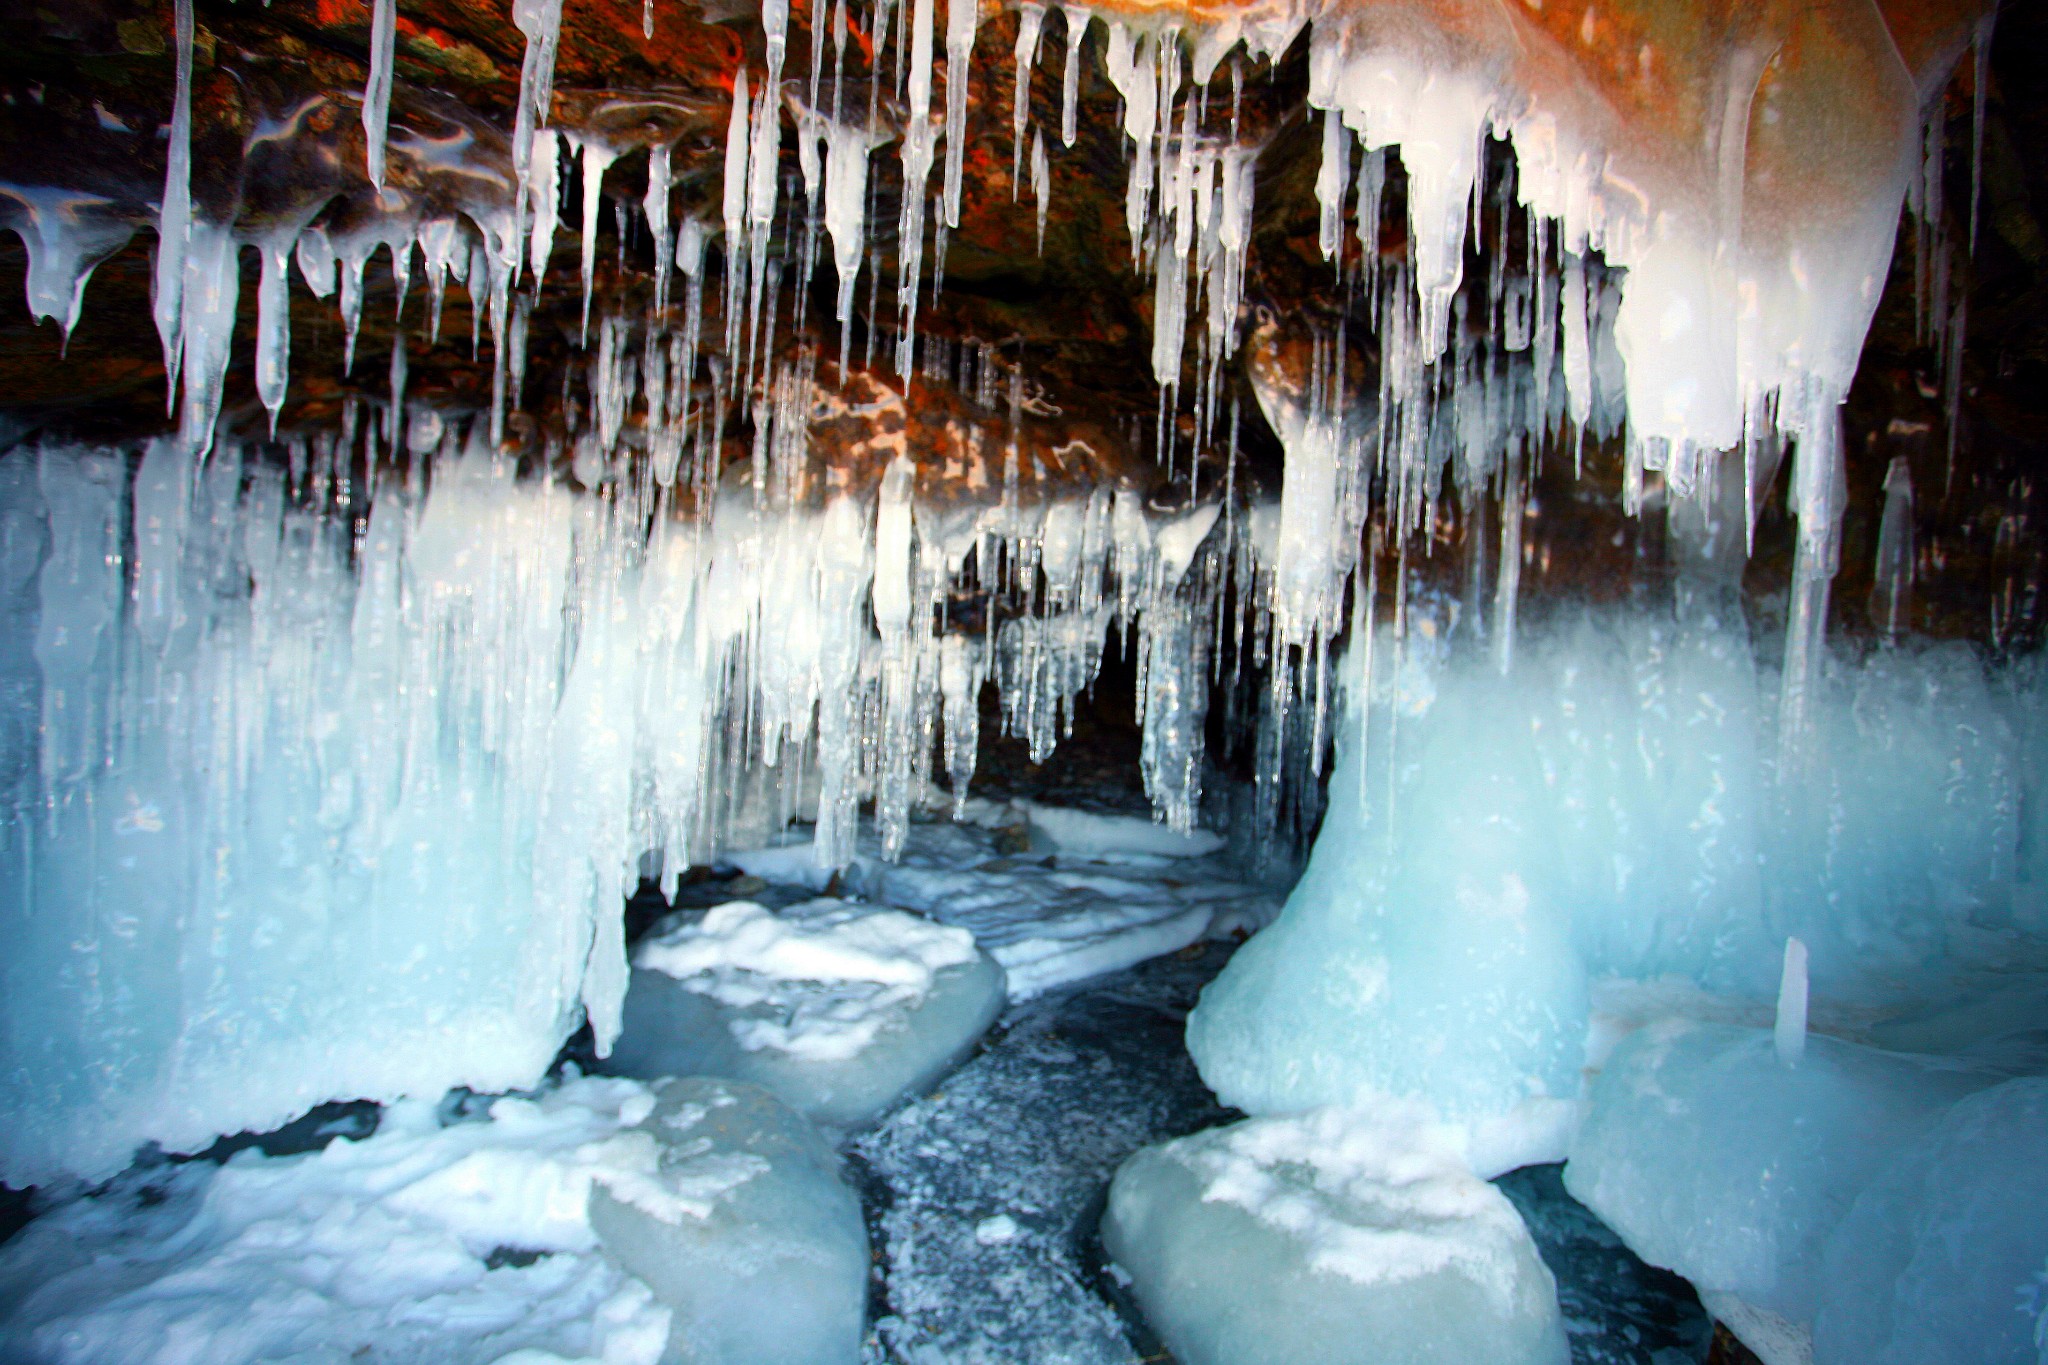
[[154, 0, 195, 409], [363, 0, 397, 188]]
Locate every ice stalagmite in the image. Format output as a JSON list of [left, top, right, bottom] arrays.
[[363, 0, 397, 189]]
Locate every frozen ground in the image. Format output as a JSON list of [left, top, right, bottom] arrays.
[[726, 802, 1283, 1000], [0, 849, 1712, 1365], [849, 939, 1713, 1365]]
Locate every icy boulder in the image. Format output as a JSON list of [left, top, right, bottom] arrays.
[[1812, 1076, 2048, 1365], [587, 1076, 868, 1365], [607, 899, 1004, 1127], [1565, 1017, 1998, 1356], [1100, 1107, 1569, 1365]]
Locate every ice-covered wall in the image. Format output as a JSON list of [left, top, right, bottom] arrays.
[[0, 429, 1242, 1185], [1189, 607, 2048, 1173]]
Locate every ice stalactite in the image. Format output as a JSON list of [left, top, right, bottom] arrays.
[[1012, 1, 1045, 198], [646, 142, 674, 312], [363, 0, 397, 189], [511, 0, 566, 224], [723, 66, 753, 366], [942, 0, 979, 229], [1030, 130, 1049, 255], [1, 189, 134, 342], [578, 138, 621, 345], [895, 0, 936, 376], [1059, 4, 1088, 149], [153, 0, 195, 406]]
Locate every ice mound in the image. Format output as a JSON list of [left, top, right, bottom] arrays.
[[0, 1076, 679, 1365], [608, 898, 1003, 1127], [1813, 1075, 2048, 1365], [587, 1077, 868, 1365], [1190, 610, 2048, 1168], [727, 810, 1280, 998], [1101, 1106, 1568, 1365], [1565, 1017, 2003, 1360]]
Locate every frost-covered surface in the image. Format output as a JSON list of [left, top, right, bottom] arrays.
[[1101, 1105, 1569, 1365], [727, 805, 1280, 999], [609, 899, 1004, 1127], [0, 1076, 679, 1365], [1191, 610, 2048, 1169], [589, 1076, 869, 1365]]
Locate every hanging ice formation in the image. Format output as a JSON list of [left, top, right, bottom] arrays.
[[0, 0, 2009, 1187]]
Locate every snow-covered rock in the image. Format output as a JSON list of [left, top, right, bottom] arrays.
[[1565, 1017, 2000, 1361], [1100, 1106, 1569, 1365], [607, 899, 1003, 1127], [587, 1077, 868, 1365], [1812, 1075, 2048, 1365]]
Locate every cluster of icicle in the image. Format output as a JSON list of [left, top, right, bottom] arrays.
[[6, 0, 1993, 792]]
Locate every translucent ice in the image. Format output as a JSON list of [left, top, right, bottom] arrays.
[[1190, 607, 2048, 1173], [1102, 1105, 1569, 1365], [1813, 1076, 2048, 1365], [1565, 1019, 1998, 1339], [586, 1077, 868, 1365]]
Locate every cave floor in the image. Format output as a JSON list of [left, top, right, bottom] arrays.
[[846, 938, 1716, 1365]]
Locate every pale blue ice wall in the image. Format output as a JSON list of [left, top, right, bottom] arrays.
[[0, 442, 659, 1186], [1190, 607, 2048, 1136]]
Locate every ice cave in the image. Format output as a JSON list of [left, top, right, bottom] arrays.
[[0, 0, 2043, 1359]]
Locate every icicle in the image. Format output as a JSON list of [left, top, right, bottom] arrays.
[[942, 0, 979, 228], [1012, 1, 1045, 197], [1778, 389, 1846, 768], [363, 0, 397, 189], [177, 222, 240, 455], [418, 217, 460, 344], [1060, 4, 1088, 148], [527, 127, 561, 284], [578, 139, 621, 344], [822, 119, 877, 372], [1870, 455, 1915, 641], [896, 0, 937, 375], [1774, 937, 1809, 1067], [722, 66, 752, 360], [255, 237, 293, 433], [1031, 129, 1050, 254], [646, 141, 674, 311], [644, 0, 655, 39], [1970, 13, 1994, 254], [1316, 107, 1349, 263], [511, 0, 566, 235], [154, 0, 195, 406], [746, 78, 783, 377]]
